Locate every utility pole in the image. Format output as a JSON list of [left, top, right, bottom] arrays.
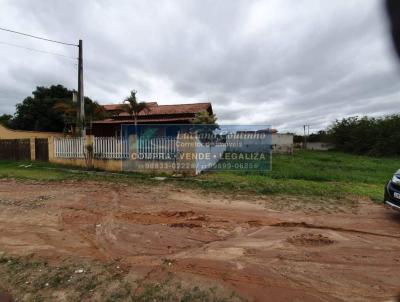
[[72, 91, 78, 134], [77, 39, 85, 136], [0, 27, 83, 133]]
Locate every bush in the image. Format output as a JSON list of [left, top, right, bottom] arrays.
[[328, 115, 400, 156]]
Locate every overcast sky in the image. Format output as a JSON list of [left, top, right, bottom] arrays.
[[0, 0, 399, 132]]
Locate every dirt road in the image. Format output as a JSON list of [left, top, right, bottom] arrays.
[[0, 179, 399, 301]]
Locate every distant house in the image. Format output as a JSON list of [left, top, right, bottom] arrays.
[[271, 133, 294, 154], [225, 129, 293, 154], [305, 142, 335, 151], [91, 102, 213, 137]]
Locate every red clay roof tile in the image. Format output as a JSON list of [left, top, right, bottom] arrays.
[[102, 102, 212, 116]]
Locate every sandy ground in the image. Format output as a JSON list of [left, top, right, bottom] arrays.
[[0, 179, 399, 301]]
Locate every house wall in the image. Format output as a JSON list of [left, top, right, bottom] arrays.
[[0, 125, 64, 161], [123, 159, 182, 174], [271, 133, 294, 154], [272, 133, 293, 145], [0, 125, 63, 139], [49, 157, 123, 172], [306, 142, 335, 151], [226, 135, 272, 153], [49, 134, 198, 175], [91, 123, 120, 137], [48, 136, 123, 171], [92, 121, 193, 137]]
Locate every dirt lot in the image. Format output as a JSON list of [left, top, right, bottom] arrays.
[[0, 179, 400, 301]]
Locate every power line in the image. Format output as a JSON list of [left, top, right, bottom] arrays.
[[0, 41, 77, 60], [0, 27, 78, 47], [0, 27, 84, 129]]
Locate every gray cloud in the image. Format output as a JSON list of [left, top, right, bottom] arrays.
[[0, 0, 399, 133]]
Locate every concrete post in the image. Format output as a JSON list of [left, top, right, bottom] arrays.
[[85, 135, 94, 148], [121, 134, 137, 172], [48, 137, 54, 162], [176, 132, 197, 176], [30, 138, 36, 161], [128, 134, 137, 160]]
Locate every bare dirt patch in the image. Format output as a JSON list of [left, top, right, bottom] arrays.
[[0, 179, 400, 301], [287, 233, 335, 247]]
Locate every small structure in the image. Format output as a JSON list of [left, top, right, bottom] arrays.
[[306, 142, 335, 151], [228, 129, 294, 154], [271, 133, 294, 154]]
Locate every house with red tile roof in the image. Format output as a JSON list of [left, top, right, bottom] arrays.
[[91, 102, 213, 137]]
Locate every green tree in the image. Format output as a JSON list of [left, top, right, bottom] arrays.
[[0, 114, 12, 127], [328, 115, 400, 156], [191, 110, 219, 143], [192, 110, 219, 126], [122, 90, 149, 134], [9, 85, 70, 132], [9, 85, 104, 133], [307, 130, 330, 143]]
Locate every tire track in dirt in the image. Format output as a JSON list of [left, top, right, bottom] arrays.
[[269, 221, 400, 239], [2, 179, 400, 301]]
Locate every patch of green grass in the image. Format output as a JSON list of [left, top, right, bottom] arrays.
[[269, 150, 398, 184], [0, 160, 153, 183], [0, 161, 71, 181], [0, 150, 397, 203], [191, 150, 399, 202]]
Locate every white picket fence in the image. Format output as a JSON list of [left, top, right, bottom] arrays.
[[54, 137, 85, 158], [54, 136, 176, 160], [138, 137, 177, 160], [93, 137, 129, 159]]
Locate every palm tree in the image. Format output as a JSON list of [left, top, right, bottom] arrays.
[[122, 90, 149, 136]]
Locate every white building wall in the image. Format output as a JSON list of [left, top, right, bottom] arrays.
[[306, 142, 335, 151], [271, 134, 294, 154]]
